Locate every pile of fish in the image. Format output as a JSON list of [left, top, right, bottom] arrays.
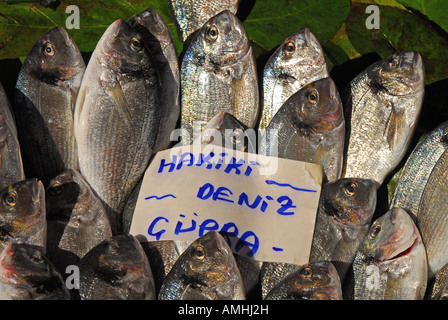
[[0, 0, 447, 300]]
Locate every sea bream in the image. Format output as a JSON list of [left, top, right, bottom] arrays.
[[14, 26, 85, 186], [352, 208, 427, 300], [128, 8, 180, 153], [342, 51, 425, 185], [74, 19, 162, 234], [180, 10, 258, 144], [259, 77, 345, 183]]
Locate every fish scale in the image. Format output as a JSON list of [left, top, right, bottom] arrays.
[[418, 150, 448, 279], [389, 121, 448, 222]]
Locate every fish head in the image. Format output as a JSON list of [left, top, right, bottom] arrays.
[[0, 242, 55, 286], [270, 28, 327, 76], [0, 179, 45, 226], [101, 19, 153, 73], [24, 26, 85, 84], [46, 169, 82, 222], [288, 261, 342, 300], [321, 178, 378, 226], [288, 77, 344, 134], [182, 231, 239, 287], [198, 10, 249, 66], [361, 208, 421, 262], [370, 51, 425, 96], [94, 235, 150, 282], [201, 112, 252, 151]]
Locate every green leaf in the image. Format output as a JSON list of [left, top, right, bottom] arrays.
[[0, 1, 180, 59], [396, 0, 448, 33], [346, 1, 448, 85]]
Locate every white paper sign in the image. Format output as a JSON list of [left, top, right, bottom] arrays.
[[129, 145, 322, 265]]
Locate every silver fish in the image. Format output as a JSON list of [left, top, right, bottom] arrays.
[[0, 81, 24, 190], [259, 28, 329, 133], [74, 19, 162, 234], [260, 77, 345, 182], [264, 261, 343, 300], [353, 208, 427, 300], [389, 121, 448, 222], [128, 8, 180, 153], [180, 10, 258, 144], [310, 178, 378, 283], [342, 52, 425, 185], [418, 149, 448, 279], [168, 0, 240, 42], [14, 26, 85, 186], [158, 231, 245, 300], [0, 242, 70, 300], [78, 234, 156, 300], [0, 179, 46, 254], [45, 169, 112, 273]]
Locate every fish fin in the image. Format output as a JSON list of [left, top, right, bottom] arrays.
[[384, 103, 404, 150], [181, 283, 214, 300], [103, 80, 132, 127]]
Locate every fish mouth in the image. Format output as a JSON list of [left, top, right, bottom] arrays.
[[379, 226, 420, 262]]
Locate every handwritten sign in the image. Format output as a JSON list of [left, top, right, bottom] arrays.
[[129, 144, 322, 265]]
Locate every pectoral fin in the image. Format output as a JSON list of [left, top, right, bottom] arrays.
[[385, 104, 405, 150], [104, 81, 132, 127]]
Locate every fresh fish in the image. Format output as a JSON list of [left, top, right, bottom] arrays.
[[158, 231, 245, 300], [427, 263, 448, 300], [0, 82, 25, 190], [0, 242, 70, 300], [353, 208, 427, 300], [264, 261, 343, 300], [259, 77, 345, 183], [417, 149, 448, 279], [196, 111, 256, 152], [168, 0, 240, 42], [310, 178, 378, 283], [259, 28, 329, 133], [180, 10, 258, 144], [74, 19, 162, 234], [78, 234, 156, 300], [45, 169, 112, 273], [342, 52, 425, 185], [0, 179, 46, 254], [14, 26, 85, 186], [128, 8, 180, 153], [389, 121, 448, 222]]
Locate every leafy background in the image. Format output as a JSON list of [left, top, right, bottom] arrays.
[[0, 0, 447, 216]]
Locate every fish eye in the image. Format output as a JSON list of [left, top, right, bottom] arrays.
[[206, 25, 219, 42], [3, 192, 16, 207], [283, 41, 296, 56], [48, 185, 63, 197], [344, 182, 357, 197], [43, 42, 55, 56], [300, 266, 312, 279], [389, 58, 399, 68], [107, 241, 119, 253], [30, 252, 44, 264], [192, 246, 206, 261], [440, 293, 448, 300], [230, 130, 243, 146], [307, 91, 318, 104], [370, 225, 381, 238], [130, 37, 143, 52]]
